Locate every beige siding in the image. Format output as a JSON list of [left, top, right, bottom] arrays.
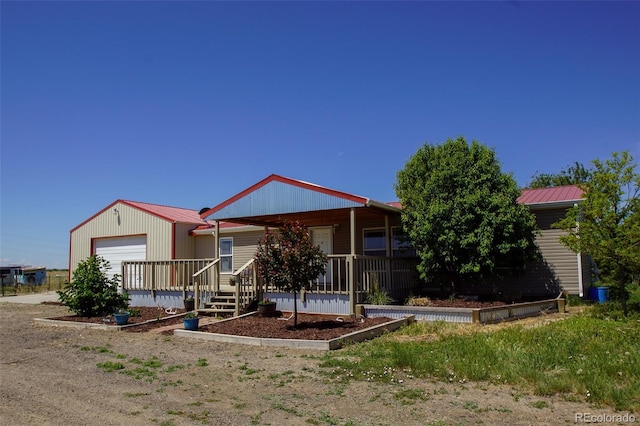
[[494, 207, 587, 298], [70, 202, 173, 273], [194, 229, 264, 277], [174, 223, 197, 259]]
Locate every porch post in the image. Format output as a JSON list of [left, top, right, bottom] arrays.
[[385, 214, 392, 290], [349, 208, 356, 315], [214, 220, 220, 294]]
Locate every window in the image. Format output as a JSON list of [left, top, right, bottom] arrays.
[[219, 237, 233, 273], [392, 227, 416, 257], [364, 227, 416, 257], [363, 229, 386, 257]]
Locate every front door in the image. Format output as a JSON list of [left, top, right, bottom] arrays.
[[310, 227, 332, 285]]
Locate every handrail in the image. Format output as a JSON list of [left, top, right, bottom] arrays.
[[193, 258, 220, 278], [193, 258, 220, 310], [233, 258, 257, 316], [231, 258, 254, 277]]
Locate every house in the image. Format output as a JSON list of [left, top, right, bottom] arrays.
[[68, 175, 590, 315]]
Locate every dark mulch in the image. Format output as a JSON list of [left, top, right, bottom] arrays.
[[199, 311, 393, 340], [49, 306, 187, 326], [427, 299, 507, 308], [45, 307, 394, 340]]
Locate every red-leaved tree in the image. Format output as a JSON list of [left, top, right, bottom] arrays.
[[255, 221, 327, 327]]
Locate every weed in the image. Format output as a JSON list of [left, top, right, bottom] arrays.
[[97, 361, 125, 372], [393, 388, 429, 405], [196, 358, 208, 367], [531, 400, 550, 409]]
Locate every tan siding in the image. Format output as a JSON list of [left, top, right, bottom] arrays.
[[70, 202, 172, 273], [174, 223, 197, 259], [194, 230, 264, 277], [494, 207, 586, 297]]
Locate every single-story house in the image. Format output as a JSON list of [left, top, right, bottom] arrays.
[[69, 174, 590, 315]]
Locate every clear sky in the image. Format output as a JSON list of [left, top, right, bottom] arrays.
[[1, 1, 639, 269]]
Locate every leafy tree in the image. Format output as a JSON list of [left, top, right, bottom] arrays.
[[57, 255, 129, 317], [528, 161, 590, 188], [395, 137, 539, 296], [554, 151, 640, 315], [254, 221, 328, 327]]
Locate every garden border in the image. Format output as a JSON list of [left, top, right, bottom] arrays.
[[173, 312, 414, 350], [360, 297, 564, 324]]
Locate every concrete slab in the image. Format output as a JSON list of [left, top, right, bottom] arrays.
[[0, 291, 60, 305]]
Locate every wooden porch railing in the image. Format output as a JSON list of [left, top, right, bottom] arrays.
[[121, 258, 217, 296], [122, 255, 420, 314], [192, 258, 219, 310], [261, 255, 420, 303], [231, 258, 259, 316]]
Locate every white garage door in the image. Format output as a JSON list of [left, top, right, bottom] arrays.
[[94, 236, 147, 287]]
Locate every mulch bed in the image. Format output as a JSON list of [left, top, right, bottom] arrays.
[[48, 306, 187, 327], [199, 311, 393, 340], [44, 306, 394, 340], [426, 299, 507, 308]]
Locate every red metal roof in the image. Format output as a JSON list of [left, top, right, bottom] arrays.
[[517, 185, 584, 206], [122, 200, 206, 224]]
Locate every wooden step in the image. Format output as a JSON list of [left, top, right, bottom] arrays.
[[199, 307, 235, 314]]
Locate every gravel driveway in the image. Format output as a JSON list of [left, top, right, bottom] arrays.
[[1, 302, 596, 425]]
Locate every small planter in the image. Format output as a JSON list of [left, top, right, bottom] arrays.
[[257, 303, 277, 317], [113, 313, 130, 325], [184, 299, 195, 311], [183, 317, 200, 330]]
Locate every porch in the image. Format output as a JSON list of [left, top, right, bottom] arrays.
[[121, 255, 420, 315]]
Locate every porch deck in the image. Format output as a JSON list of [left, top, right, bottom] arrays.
[[121, 255, 420, 315]]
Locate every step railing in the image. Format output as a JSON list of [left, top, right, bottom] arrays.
[[192, 258, 220, 310], [231, 258, 258, 316]]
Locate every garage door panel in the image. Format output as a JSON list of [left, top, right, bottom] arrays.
[[94, 236, 147, 287]]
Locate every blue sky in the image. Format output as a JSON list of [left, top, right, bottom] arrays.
[[1, 1, 639, 269]]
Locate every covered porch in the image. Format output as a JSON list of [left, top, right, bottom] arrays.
[[122, 175, 421, 315]]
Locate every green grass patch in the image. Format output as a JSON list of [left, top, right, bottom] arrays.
[[97, 361, 125, 372], [321, 313, 640, 411]]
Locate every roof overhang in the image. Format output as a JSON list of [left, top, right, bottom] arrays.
[[200, 174, 401, 227]]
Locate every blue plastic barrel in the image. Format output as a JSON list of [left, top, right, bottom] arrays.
[[596, 287, 609, 303]]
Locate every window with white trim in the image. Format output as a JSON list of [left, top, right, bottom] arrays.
[[219, 237, 233, 273]]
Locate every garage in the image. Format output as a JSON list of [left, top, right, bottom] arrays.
[[94, 236, 147, 285]]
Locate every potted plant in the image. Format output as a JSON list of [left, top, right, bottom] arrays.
[[184, 295, 195, 311], [183, 312, 200, 330], [113, 309, 130, 326], [257, 298, 277, 317], [229, 275, 237, 286]]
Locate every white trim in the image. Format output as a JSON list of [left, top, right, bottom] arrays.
[[191, 224, 263, 236]]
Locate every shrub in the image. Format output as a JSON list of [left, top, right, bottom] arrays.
[[57, 255, 129, 317]]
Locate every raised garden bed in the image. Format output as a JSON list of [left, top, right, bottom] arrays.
[[174, 311, 411, 350]]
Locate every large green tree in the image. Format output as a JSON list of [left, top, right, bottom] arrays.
[[255, 221, 327, 327], [554, 151, 640, 314], [528, 161, 591, 188], [395, 137, 539, 296]]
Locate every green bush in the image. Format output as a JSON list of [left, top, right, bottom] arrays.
[[57, 255, 129, 317]]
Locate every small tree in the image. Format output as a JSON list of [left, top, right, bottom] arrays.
[[554, 151, 640, 315], [57, 255, 129, 317], [254, 221, 327, 327], [528, 162, 591, 188], [395, 137, 539, 296]]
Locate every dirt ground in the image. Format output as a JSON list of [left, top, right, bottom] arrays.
[[0, 302, 608, 426]]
